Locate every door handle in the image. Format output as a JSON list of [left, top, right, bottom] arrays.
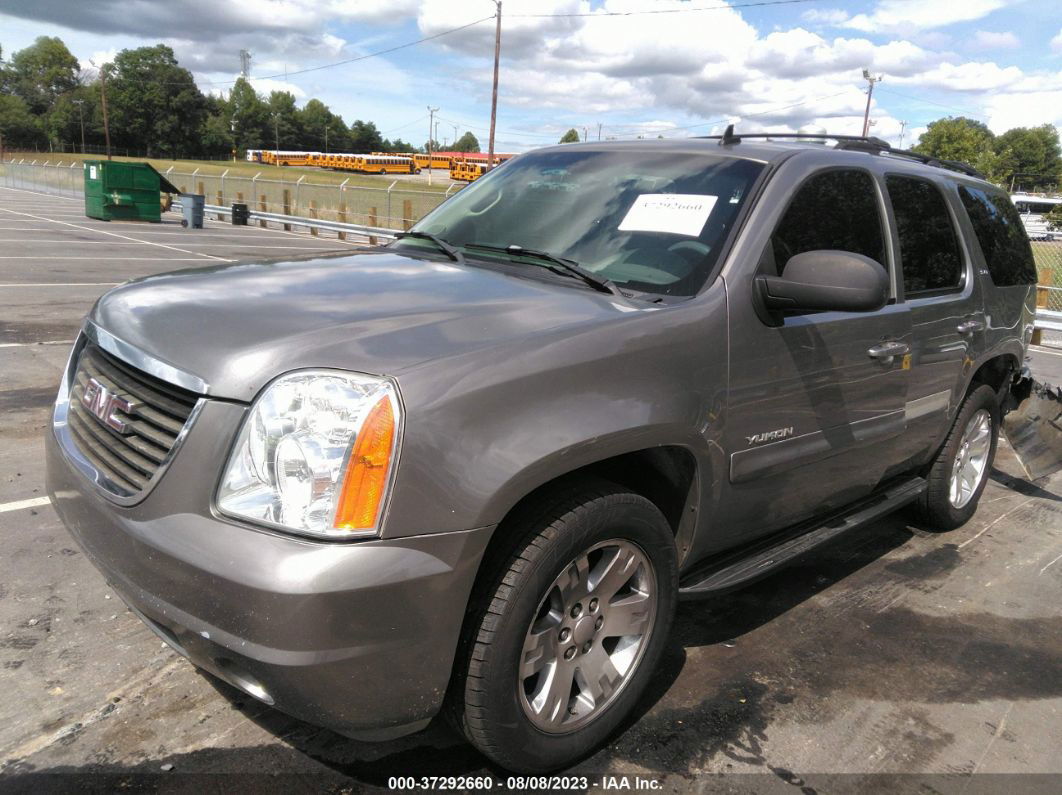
[[868, 341, 910, 360], [957, 319, 985, 334]]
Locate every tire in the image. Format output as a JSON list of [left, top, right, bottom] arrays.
[[915, 384, 999, 531], [454, 480, 677, 772]]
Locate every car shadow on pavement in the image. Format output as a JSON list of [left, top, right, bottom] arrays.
[[989, 467, 1062, 501]]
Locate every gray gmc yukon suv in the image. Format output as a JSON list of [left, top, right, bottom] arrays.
[[47, 133, 1037, 772]]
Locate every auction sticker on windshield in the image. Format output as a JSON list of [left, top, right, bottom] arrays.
[[618, 193, 718, 237]]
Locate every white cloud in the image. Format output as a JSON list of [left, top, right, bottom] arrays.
[[895, 60, 1024, 91], [985, 90, 1062, 132], [970, 30, 1020, 50], [1051, 28, 1062, 52], [843, 0, 1018, 33], [801, 8, 850, 26]]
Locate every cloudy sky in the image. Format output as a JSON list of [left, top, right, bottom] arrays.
[[1, 0, 1060, 152]]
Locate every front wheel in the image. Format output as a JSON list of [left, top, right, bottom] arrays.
[[916, 383, 999, 530], [454, 481, 677, 772]]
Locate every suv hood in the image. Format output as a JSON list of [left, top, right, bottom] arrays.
[[90, 251, 635, 401]]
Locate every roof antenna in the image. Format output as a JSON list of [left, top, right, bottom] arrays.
[[720, 123, 741, 145]]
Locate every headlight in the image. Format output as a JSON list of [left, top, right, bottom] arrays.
[[217, 370, 401, 539]]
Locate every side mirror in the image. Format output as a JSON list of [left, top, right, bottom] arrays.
[[755, 249, 888, 323]]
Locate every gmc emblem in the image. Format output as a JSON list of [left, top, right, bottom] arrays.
[[81, 377, 134, 434]]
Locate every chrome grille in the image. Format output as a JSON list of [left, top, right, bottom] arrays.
[[67, 345, 199, 496]]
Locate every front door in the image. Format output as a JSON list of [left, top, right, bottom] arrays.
[[719, 165, 911, 545]]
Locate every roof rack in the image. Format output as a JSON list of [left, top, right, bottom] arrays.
[[702, 124, 985, 180]]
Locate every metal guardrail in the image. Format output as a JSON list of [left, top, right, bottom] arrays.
[[176, 199, 401, 240], [1036, 307, 1062, 332]]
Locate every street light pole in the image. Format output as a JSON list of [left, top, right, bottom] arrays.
[[91, 60, 112, 160], [272, 113, 280, 167], [73, 99, 86, 154], [487, 0, 502, 169], [324, 124, 329, 154], [861, 69, 882, 138], [427, 106, 439, 186]]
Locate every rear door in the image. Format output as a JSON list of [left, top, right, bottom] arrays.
[[882, 174, 984, 466], [720, 164, 911, 544]]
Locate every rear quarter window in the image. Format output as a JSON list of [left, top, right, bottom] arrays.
[[957, 186, 1037, 286], [885, 175, 964, 295]]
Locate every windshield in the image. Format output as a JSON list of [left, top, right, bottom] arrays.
[[396, 148, 764, 296]]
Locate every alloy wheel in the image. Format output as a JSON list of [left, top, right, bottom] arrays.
[[949, 408, 992, 509], [517, 539, 656, 733]]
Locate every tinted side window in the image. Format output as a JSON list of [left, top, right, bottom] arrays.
[[958, 186, 1037, 286], [768, 169, 886, 275], [886, 176, 963, 294]]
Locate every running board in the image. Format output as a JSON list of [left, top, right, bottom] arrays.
[[678, 477, 926, 598]]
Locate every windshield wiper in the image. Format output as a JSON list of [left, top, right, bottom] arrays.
[[464, 243, 620, 296], [395, 231, 464, 263]]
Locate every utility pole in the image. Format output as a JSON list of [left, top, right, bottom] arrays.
[[434, 120, 440, 148], [582, 127, 588, 142], [91, 60, 112, 161], [73, 99, 86, 154], [324, 123, 329, 154], [861, 69, 882, 138], [597, 123, 602, 141], [452, 124, 459, 147], [272, 112, 280, 166], [487, 0, 502, 168], [897, 120, 907, 149], [427, 105, 439, 186]]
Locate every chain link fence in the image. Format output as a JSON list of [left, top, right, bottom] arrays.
[[1033, 241, 1062, 347], [0, 158, 458, 229]]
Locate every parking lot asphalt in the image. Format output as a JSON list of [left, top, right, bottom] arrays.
[[1, 186, 1061, 790]]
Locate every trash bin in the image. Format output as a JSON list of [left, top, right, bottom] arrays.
[[231, 202, 250, 226], [179, 194, 205, 229], [83, 160, 179, 222]]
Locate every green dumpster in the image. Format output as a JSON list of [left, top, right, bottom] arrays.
[[83, 160, 180, 222]]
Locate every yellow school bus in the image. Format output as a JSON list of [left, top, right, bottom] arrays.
[[449, 159, 487, 182], [413, 153, 453, 170], [262, 150, 316, 167], [348, 154, 418, 174], [449, 154, 514, 182]]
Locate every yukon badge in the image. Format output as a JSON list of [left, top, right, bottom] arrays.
[[746, 426, 794, 446]]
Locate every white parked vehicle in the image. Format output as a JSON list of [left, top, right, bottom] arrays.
[[1011, 193, 1062, 240]]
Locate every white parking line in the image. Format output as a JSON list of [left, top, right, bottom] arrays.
[[0, 206, 235, 262], [0, 496, 51, 514], [0, 256, 216, 260], [0, 340, 74, 348], [0, 185, 79, 200], [0, 282, 120, 287], [0, 240, 343, 249], [1030, 345, 1062, 358]]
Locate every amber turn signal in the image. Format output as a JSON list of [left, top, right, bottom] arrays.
[[333, 396, 396, 531]]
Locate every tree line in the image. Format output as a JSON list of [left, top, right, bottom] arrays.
[[3, 35, 1059, 190], [0, 36, 482, 158], [912, 117, 1060, 193]]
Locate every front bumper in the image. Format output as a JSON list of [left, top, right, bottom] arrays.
[[45, 398, 493, 739]]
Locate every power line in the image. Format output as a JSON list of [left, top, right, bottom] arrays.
[[510, 0, 829, 18], [380, 115, 428, 134], [197, 16, 495, 86], [197, 0, 831, 87], [874, 87, 987, 120]]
